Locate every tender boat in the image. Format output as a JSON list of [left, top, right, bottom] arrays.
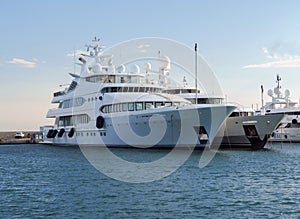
[[41, 38, 235, 148]]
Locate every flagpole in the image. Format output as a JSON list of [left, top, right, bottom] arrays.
[[261, 85, 264, 108], [195, 43, 198, 104]]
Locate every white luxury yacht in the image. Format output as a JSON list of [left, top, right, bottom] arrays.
[[42, 38, 235, 148], [256, 74, 300, 143], [163, 85, 284, 149]]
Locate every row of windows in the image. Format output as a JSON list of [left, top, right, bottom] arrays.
[[87, 96, 103, 102], [100, 101, 180, 113], [59, 95, 104, 109], [86, 75, 106, 83], [67, 81, 78, 92], [163, 89, 200, 94], [86, 75, 142, 84], [101, 86, 162, 94], [75, 132, 106, 137], [59, 97, 86, 109], [185, 98, 224, 105], [53, 90, 65, 97], [56, 114, 90, 127], [229, 111, 254, 117]]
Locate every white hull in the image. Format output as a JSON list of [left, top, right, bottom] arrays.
[[270, 126, 300, 143], [219, 114, 284, 149], [42, 105, 235, 148], [164, 88, 284, 149]]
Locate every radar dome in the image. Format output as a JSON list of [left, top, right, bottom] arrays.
[[130, 64, 140, 73], [267, 89, 273, 97], [108, 58, 113, 66], [274, 87, 281, 95], [285, 89, 290, 97], [158, 55, 170, 70], [116, 65, 126, 73], [144, 62, 151, 72], [92, 63, 101, 73]]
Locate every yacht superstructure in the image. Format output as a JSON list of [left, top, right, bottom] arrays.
[[42, 38, 235, 148], [257, 75, 300, 142]]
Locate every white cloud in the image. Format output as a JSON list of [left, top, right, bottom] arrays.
[[243, 58, 300, 69], [8, 58, 37, 68], [66, 50, 86, 57], [242, 42, 300, 69], [137, 44, 150, 49], [262, 47, 269, 54]]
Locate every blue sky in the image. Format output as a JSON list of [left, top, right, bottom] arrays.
[[1, 0, 300, 131]]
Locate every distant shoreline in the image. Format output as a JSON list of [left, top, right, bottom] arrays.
[[0, 131, 41, 145]]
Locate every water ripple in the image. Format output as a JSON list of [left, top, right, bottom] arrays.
[[0, 144, 299, 218]]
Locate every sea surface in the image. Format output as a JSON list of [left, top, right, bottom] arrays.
[[0, 143, 299, 218]]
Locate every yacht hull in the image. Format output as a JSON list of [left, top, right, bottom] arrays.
[[42, 105, 235, 148], [270, 126, 300, 143], [218, 114, 284, 149]]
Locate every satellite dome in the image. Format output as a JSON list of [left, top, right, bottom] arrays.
[[267, 89, 273, 97], [274, 87, 281, 95], [285, 89, 290, 97], [158, 55, 170, 70], [130, 64, 140, 73], [144, 62, 151, 72], [116, 65, 126, 73], [92, 63, 101, 73], [108, 58, 113, 66]]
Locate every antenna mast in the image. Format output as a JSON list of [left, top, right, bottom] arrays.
[[73, 47, 76, 74], [194, 43, 198, 104], [276, 74, 282, 98], [276, 74, 281, 88], [261, 85, 264, 108]]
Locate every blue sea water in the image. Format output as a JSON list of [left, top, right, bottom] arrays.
[[0, 143, 299, 218]]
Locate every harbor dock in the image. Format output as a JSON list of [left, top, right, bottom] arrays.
[[0, 132, 42, 145]]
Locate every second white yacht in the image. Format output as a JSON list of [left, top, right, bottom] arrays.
[[163, 87, 284, 149], [257, 74, 300, 143]]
